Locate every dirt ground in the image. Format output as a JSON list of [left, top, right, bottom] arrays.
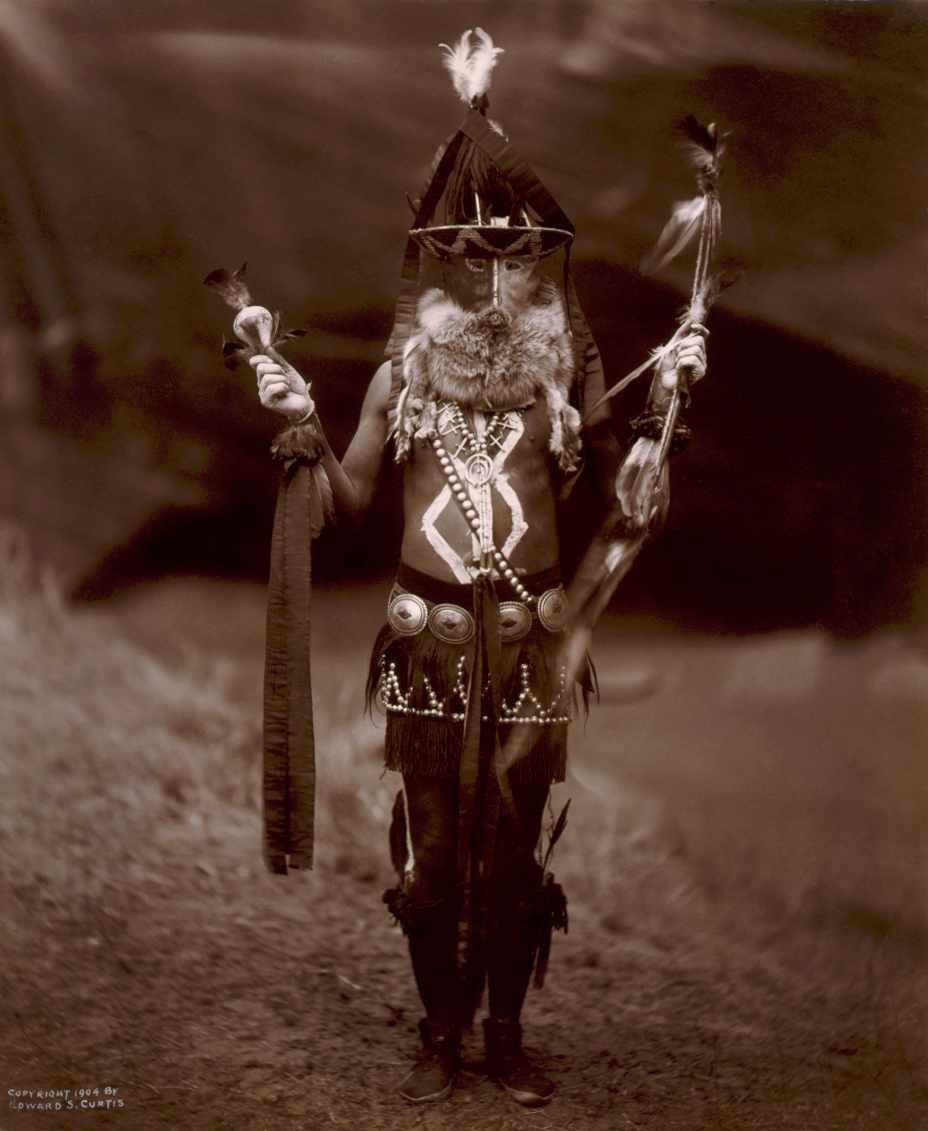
[[2, 580, 927, 1131]]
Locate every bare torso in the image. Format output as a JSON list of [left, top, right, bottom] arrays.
[[318, 362, 564, 584], [401, 398, 560, 583]]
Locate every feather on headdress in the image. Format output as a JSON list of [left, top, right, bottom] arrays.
[[438, 29, 512, 224], [440, 28, 503, 107]]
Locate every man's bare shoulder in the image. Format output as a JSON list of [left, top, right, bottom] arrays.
[[361, 361, 392, 418]]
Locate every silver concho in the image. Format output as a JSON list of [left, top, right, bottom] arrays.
[[428, 603, 475, 644], [498, 601, 532, 641], [537, 587, 570, 632], [388, 593, 427, 635]]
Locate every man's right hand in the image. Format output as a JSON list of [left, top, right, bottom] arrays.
[[249, 352, 314, 422]]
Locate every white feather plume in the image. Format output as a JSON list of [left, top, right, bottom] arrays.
[[440, 28, 503, 104]]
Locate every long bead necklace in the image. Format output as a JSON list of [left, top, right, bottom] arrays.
[[430, 405, 534, 604]]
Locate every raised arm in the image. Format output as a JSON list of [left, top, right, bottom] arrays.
[[250, 351, 391, 527]]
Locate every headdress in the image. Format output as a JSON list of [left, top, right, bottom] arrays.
[[386, 30, 608, 430]]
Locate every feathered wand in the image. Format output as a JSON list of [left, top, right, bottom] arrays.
[[558, 118, 731, 693]]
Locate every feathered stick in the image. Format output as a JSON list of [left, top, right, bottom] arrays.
[[584, 117, 730, 424], [560, 118, 731, 695], [541, 798, 570, 874], [649, 117, 725, 470]]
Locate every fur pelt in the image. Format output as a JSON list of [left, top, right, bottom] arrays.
[[395, 288, 581, 471]]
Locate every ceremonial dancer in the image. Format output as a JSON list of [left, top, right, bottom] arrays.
[[239, 31, 708, 1108]]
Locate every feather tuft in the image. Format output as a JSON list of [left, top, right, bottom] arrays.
[[203, 262, 252, 311], [679, 115, 719, 156], [440, 30, 473, 102], [440, 27, 503, 106], [678, 115, 727, 193], [469, 28, 503, 103]]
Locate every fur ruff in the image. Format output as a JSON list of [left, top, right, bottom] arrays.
[[395, 289, 581, 472]]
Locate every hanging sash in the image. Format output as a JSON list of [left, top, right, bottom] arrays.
[[263, 460, 318, 874]]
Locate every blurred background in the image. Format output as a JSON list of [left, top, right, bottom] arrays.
[[1, 6, 927, 1121], [0, 0, 925, 637]]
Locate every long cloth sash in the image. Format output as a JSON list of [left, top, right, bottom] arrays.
[[263, 461, 317, 873], [457, 575, 498, 1019]]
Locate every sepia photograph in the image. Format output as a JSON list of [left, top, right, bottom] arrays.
[[0, 2, 926, 1128]]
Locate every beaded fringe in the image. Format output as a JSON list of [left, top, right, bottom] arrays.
[[366, 621, 592, 785]]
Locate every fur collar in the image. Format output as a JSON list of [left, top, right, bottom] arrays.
[[395, 289, 582, 471]]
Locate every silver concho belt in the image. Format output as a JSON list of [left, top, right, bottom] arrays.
[[387, 584, 569, 643]]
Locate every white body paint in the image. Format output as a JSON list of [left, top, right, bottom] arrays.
[[420, 404, 528, 579]]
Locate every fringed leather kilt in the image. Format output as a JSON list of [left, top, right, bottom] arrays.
[[366, 562, 590, 786]]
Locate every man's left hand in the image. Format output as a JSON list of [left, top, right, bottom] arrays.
[[659, 327, 708, 391]]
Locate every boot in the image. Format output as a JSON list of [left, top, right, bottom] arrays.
[[483, 1018, 554, 1107], [397, 1019, 461, 1104]]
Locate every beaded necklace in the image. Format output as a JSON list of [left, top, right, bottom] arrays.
[[430, 402, 534, 604]]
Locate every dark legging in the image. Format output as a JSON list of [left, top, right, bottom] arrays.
[[401, 773, 548, 1027]]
